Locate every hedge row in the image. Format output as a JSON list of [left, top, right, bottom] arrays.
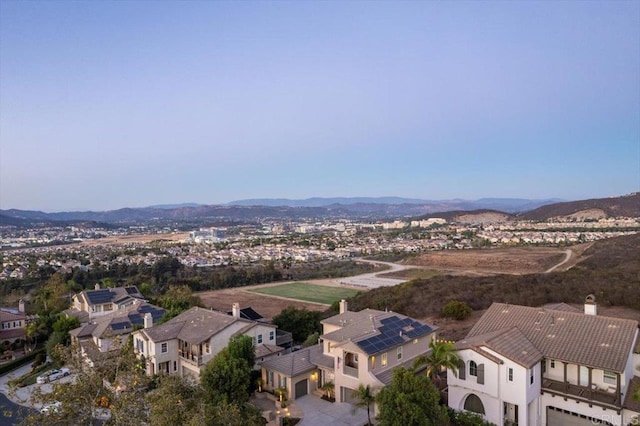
[[0, 348, 45, 376]]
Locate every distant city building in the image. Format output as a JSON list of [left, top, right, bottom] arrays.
[[188, 228, 226, 244]]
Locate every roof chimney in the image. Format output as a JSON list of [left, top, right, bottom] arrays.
[[95, 283, 101, 290], [144, 312, 153, 329], [339, 300, 348, 314], [232, 303, 241, 318], [18, 299, 25, 313], [584, 294, 597, 316]]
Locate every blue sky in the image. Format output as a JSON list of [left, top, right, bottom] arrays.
[[1, 1, 638, 211]]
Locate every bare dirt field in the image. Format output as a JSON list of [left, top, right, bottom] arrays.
[[77, 233, 189, 247], [401, 246, 581, 275]]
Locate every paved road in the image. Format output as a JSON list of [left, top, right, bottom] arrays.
[[0, 393, 34, 426]]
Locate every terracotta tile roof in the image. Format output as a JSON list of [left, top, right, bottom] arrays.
[[543, 303, 581, 313], [0, 311, 26, 322], [467, 303, 638, 372]]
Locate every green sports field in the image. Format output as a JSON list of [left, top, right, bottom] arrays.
[[248, 282, 359, 305]]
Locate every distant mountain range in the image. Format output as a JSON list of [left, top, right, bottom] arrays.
[[1, 194, 637, 227], [227, 197, 563, 212]]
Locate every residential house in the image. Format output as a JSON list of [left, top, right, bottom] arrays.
[[67, 284, 146, 322], [132, 304, 285, 379], [69, 301, 165, 366], [448, 296, 640, 426], [260, 300, 436, 402], [0, 299, 28, 343]]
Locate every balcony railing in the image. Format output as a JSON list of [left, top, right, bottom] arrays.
[[343, 365, 358, 378], [178, 350, 203, 366], [541, 378, 620, 410]]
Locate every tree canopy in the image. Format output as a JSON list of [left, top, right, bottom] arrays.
[[272, 306, 321, 343], [376, 367, 449, 426]]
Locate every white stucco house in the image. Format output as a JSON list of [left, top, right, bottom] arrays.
[[448, 296, 640, 426]]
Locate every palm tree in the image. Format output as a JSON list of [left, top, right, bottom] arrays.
[[413, 339, 461, 383], [351, 384, 375, 426], [320, 381, 334, 400]]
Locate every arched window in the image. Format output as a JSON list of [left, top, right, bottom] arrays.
[[469, 361, 478, 376], [463, 393, 485, 415]]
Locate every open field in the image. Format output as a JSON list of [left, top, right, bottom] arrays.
[[403, 246, 576, 275], [197, 286, 332, 320], [248, 282, 360, 305], [77, 232, 189, 246]]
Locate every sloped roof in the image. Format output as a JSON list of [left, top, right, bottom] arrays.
[[82, 286, 144, 306], [226, 307, 264, 321], [0, 311, 26, 322], [466, 303, 638, 372], [70, 302, 165, 340], [322, 309, 435, 356], [255, 344, 285, 359], [139, 306, 266, 344], [457, 327, 542, 368], [261, 344, 331, 376]]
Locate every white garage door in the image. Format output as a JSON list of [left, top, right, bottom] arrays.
[[547, 407, 612, 426]]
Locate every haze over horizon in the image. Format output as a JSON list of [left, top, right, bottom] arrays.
[[1, 1, 639, 212]]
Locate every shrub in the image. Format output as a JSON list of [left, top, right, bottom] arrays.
[[442, 300, 472, 320]]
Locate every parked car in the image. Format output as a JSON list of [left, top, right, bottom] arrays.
[[40, 401, 61, 414], [36, 368, 70, 384]]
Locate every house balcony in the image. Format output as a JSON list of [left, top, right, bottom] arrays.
[[179, 349, 203, 366], [343, 365, 358, 378], [541, 378, 621, 411]]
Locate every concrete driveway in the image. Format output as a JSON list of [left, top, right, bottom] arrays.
[[296, 395, 370, 426]]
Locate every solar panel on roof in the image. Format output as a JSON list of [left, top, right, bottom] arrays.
[[86, 289, 114, 304], [125, 287, 138, 295], [111, 322, 130, 331]]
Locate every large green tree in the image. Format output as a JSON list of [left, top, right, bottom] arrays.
[[376, 367, 449, 426], [201, 347, 252, 405], [272, 306, 321, 343], [413, 339, 461, 383]]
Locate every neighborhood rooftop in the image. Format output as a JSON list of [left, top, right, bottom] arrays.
[[322, 308, 435, 355], [463, 302, 638, 372]]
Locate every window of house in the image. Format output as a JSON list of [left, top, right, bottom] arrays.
[[603, 371, 617, 385], [371, 355, 376, 369], [381, 353, 388, 367], [161, 343, 168, 353], [205, 342, 210, 354], [550, 360, 555, 368], [269, 331, 275, 341], [268, 371, 274, 386], [508, 368, 513, 382], [397, 347, 403, 360], [530, 368, 534, 385], [104, 303, 113, 311], [470, 361, 478, 376], [173, 361, 177, 371], [257, 334, 263, 344]]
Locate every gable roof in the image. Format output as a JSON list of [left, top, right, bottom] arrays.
[[457, 327, 542, 368], [322, 309, 435, 356], [261, 344, 333, 376], [70, 302, 166, 340], [138, 306, 274, 344], [466, 303, 638, 372], [80, 286, 145, 306]]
